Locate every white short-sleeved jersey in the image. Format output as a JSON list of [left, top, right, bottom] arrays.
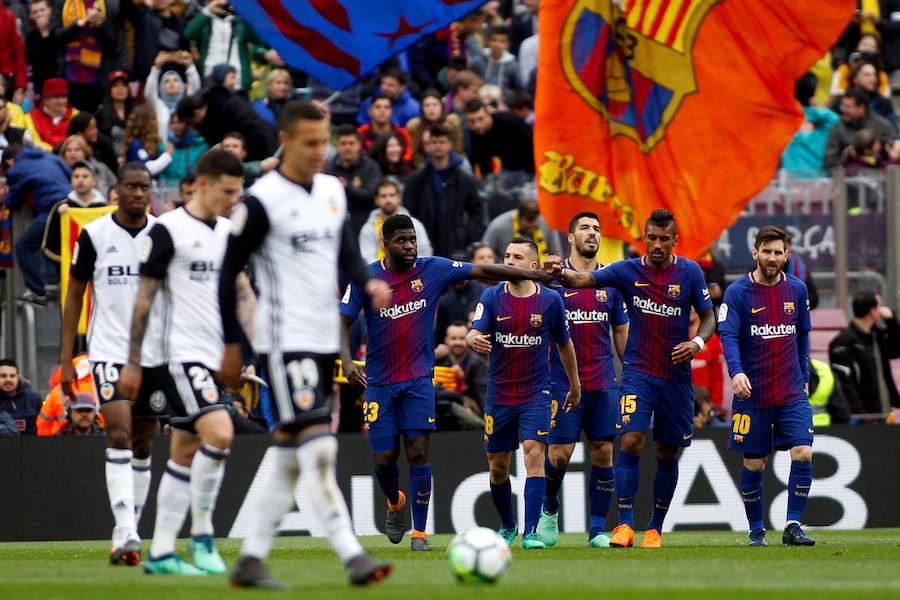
[[140, 207, 232, 369], [238, 171, 348, 354], [71, 212, 163, 366]]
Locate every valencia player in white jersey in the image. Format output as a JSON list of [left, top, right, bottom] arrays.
[[119, 149, 247, 576], [60, 162, 165, 566], [219, 101, 394, 589]]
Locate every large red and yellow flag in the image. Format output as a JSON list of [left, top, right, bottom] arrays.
[[60, 206, 116, 334], [535, 0, 853, 257]]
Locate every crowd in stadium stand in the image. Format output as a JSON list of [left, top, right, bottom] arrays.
[[0, 0, 899, 435]]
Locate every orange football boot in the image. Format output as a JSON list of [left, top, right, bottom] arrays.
[[640, 528, 662, 548], [609, 524, 634, 547]]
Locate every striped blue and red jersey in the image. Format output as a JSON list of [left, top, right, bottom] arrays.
[[472, 282, 569, 405], [550, 259, 628, 391], [339, 256, 472, 386], [717, 272, 811, 409], [590, 256, 712, 381]]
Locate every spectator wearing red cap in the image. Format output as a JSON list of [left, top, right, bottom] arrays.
[[23, 78, 80, 151], [0, 1, 27, 106], [56, 0, 117, 111]]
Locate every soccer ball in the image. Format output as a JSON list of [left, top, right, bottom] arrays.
[[447, 527, 512, 584]]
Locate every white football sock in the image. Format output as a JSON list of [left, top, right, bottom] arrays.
[[190, 444, 229, 538], [106, 448, 136, 547], [149, 460, 191, 559], [132, 457, 152, 525], [297, 435, 363, 563], [241, 445, 300, 560]]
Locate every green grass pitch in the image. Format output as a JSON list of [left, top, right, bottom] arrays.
[[2, 530, 899, 599]]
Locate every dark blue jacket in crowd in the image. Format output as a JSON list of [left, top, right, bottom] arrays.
[[5, 148, 72, 222], [0, 383, 43, 435]]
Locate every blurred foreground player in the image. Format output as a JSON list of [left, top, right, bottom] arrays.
[[468, 237, 580, 549], [219, 101, 395, 589], [547, 209, 715, 548], [718, 226, 815, 547]]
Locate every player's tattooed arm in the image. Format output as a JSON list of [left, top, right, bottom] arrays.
[[119, 277, 161, 401], [127, 277, 162, 367], [235, 272, 257, 344]]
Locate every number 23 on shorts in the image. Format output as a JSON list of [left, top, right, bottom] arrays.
[[363, 401, 379, 423]]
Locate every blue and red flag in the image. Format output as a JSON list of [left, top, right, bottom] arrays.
[[231, 0, 485, 90]]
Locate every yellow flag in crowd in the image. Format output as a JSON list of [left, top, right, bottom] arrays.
[[60, 206, 116, 334]]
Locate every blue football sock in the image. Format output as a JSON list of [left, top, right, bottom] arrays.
[[589, 465, 615, 537], [647, 457, 678, 532], [409, 464, 431, 532], [374, 463, 400, 506], [787, 460, 812, 523], [614, 451, 641, 528], [543, 457, 566, 515], [740, 466, 765, 532], [490, 478, 516, 530], [524, 476, 547, 536]]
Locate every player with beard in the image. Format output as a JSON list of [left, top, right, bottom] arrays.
[[545, 209, 715, 549], [340, 214, 557, 552], [718, 225, 815, 547], [537, 212, 629, 548]]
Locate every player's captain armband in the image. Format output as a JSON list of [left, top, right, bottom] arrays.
[[474, 302, 484, 321], [718, 303, 728, 323], [140, 236, 153, 263], [230, 203, 248, 236], [341, 284, 352, 304], [71, 242, 80, 265]]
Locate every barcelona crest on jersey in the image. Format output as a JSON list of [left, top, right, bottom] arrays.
[[411, 278, 424, 293], [530, 313, 543, 328]]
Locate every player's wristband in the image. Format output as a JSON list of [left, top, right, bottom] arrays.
[[691, 336, 705, 352]]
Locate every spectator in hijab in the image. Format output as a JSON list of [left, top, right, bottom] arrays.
[[144, 51, 202, 141]]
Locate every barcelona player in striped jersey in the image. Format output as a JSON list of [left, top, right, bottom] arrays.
[[718, 226, 815, 547], [547, 209, 715, 548], [537, 212, 629, 548], [339, 215, 556, 552], [468, 237, 581, 550]]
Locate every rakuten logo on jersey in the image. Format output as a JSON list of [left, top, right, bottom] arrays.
[[494, 332, 543, 347], [567, 309, 609, 324], [632, 296, 682, 317], [750, 324, 797, 339], [379, 299, 427, 320]]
